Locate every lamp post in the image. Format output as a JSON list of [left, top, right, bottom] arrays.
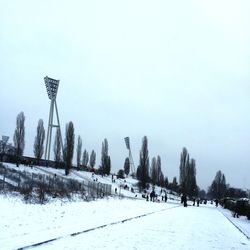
[[44, 76, 63, 162]]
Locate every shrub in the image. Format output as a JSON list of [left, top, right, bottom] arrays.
[[117, 169, 125, 179], [224, 200, 236, 211], [20, 180, 33, 201], [246, 204, 250, 220]]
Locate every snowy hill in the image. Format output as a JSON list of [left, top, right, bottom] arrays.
[[0, 163, 180, 202]]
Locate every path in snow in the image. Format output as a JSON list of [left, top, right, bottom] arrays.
[[35, 205, 250, 250]]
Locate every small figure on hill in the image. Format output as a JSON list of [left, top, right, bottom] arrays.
[[115, 188, 117, 194], [150, 190, 155, 202], [215, 199, 219, 207], [182, 194, 187, 207], [193, 198, 196, 206], [197, 198, 200, 207], [164, 193, 168, 203]]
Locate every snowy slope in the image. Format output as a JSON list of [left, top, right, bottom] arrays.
[[1, 163, 178, 201]]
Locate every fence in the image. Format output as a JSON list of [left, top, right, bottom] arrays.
[[0, 164, 112, 201]]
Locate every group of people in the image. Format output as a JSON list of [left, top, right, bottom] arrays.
[[144, 189, 168, 203]]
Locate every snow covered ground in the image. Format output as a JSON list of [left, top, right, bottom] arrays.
[[1, 194, 250, 250]]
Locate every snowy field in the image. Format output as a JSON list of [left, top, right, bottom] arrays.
[[1, 194, 250, 250]]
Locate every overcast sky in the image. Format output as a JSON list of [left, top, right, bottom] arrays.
[[1, 0, 250, 190]]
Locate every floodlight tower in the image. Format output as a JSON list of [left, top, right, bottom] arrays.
[[124, 137, 136, 175], [44, 76, 63, 161]]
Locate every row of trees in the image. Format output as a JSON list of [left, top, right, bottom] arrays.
[[13, 113, 175, 190], [207, 170, 248, 199], [13, 112, 247, 200], [76, 136, 96, 170], [179, 147, 198, 197], [136, 136, 169, 190], [207, 170, 227, 199], [135, 137, 198, 196], [12, 112, 107, 176], [12, 113, 185, 192]]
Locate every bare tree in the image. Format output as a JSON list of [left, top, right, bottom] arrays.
[[208, 170, 227, 199], [63, 121, 75, 175], [179, 147, 198, 196], [156, 155, 162, 186], [13, 112, 25, 167], [164, 177, 169, 189], [53, 128, 62, 168], [33, 119, 45, 164], [150, 157, 157, 185], [124, 157, 130, 176], [89, 150, 96, 168], [76, 136, 82, 170], [179, 147, 189, 194], [82, 149, 89, 167], [138, 136, 149, 189], [101, 138, 111, 175]]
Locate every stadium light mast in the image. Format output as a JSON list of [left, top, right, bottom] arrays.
[[124, 137, 136, 175], [44, 76, 63, 161]]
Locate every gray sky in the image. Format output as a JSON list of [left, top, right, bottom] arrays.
[[1, 0, 250, 190]]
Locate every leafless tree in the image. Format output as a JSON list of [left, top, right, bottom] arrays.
[[53, 128, 62, 167], [82, 149, 89, 167], [33, 119, 45, 164], [101, 138, 111, 175], [89, 150, 96, 168], [63, 121, 75, 175], [124, 157, 130, 176], [138, 136, 149, 189], [150, 157, 157, 185], [76, 136, 82, 170], [13, 112, 25, 167]]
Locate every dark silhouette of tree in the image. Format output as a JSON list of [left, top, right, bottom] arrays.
[[33, 119, 45, 164], [124, 157, 130, 176], [187, 158, 198, 197], [101, 138, 111, 175], [63, 121, 75, 175], [13, 112, 25, 167], [138, 136, 149, 189], [225, 186, 247, 199], [179, 147, 189, 193], [76, 136, 82, 170], [179, 147, 198, 196], [159, 171, 165, 187], [199, 189, 206, 199], [53, 128, 62, 168], [150, 157, 157, 185], [107, 156, 111, 175], [82, 149, 89, 167], [208, 170, 227, 199], [117, 169, 125, 179], [164, 177, 169, 189], [156, 155, 163, 186], [89, 150, 96, 168], [136, 165, 142, 180], [170, 176, 178, 192]]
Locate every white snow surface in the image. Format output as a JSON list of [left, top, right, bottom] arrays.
[[0, 194, 250, 250], [0, 163, 250, 249]]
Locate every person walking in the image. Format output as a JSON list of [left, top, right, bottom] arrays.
[[182, 194, 187, 207]]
